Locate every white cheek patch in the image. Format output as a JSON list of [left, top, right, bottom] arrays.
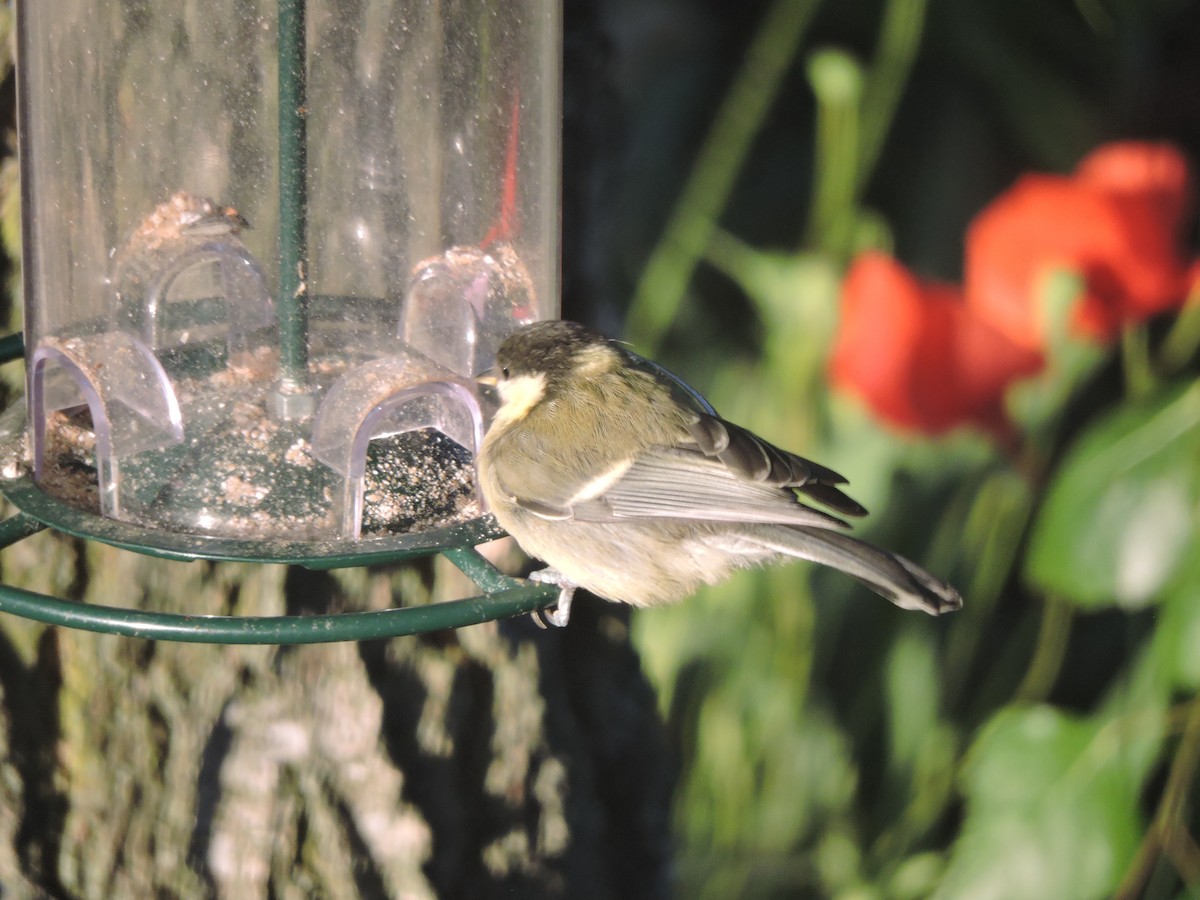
[[494, 373, 547, 427]]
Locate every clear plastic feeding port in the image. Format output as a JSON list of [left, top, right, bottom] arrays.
[[15, 0, 560, 547], [26, 200, 526, 542]]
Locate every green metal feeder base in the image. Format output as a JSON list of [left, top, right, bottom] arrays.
[[0, 333, 557, 642]]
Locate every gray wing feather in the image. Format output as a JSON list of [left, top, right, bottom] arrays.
[[685, 414, 867, 517], [568, 450, 848, 529], [620, 344, 866, 517], [705, 525, 962, 616]]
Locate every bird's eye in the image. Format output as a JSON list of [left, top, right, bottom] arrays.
[[500, 365, 510, 379]]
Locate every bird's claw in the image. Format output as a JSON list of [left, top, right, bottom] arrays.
[[529, 568, 576, 627]]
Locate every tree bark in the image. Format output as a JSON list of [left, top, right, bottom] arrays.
[[0, 542, 673, 899], [0, 1, 674, 896]]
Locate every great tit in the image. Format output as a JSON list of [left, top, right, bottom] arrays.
[[478, 319, 962, 626]]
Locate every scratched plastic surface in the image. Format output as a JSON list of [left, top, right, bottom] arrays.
[[15, 0, 560, 544]]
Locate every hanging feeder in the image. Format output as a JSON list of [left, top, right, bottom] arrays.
[[0, 0, 562, 640]]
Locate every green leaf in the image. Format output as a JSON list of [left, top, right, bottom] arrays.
[[936, 706, 1141, 900], [1142, 550, 1200, 693], [1025, 381, 1200, 608]]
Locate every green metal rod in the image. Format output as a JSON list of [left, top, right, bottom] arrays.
[[443, 546, 528, 594], [0, 512, 48, 549], [0, 510, 559, 642], [277, 0, 310, 387], [0, 333, 24, 365], [0, 578, 558, 643]]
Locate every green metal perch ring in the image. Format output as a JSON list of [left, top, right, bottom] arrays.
[[0, 332, 558, 643]]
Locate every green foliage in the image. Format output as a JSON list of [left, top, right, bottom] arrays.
[[938, 706, 1143, 900], [1026, 382, 1200, 609], [622, 0, 1200, 896]]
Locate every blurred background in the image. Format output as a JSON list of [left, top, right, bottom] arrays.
[[2, 0, 1200, 897], [570, 0, 1200, 897]]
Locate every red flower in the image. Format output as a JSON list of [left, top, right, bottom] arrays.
[[1076, 141, 1193, 231], [830, 253, 1045, 438], [965, 142, 1197, 348]]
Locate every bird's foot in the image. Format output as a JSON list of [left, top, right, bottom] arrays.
[[528, 568, 577, 627]]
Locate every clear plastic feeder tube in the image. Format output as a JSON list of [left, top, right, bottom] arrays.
[[16, 0, 560, 544]]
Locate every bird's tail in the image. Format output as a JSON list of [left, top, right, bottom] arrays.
[[709, 525, 962, 616]]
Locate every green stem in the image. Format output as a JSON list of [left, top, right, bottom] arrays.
[[804, 51, 862, 257], [1121, 324, 1156, 400], [1012, 595, 1073, 705], [942, 469, 1034, 713], [1113, 695, 1200, 898], [1158, 285, 1200, 375], [857, 0, 929, 192], [625, 0, 822, 353]]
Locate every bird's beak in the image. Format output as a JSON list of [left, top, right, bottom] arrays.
[[476, 372, 499, 388]]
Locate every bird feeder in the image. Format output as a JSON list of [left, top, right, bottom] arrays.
[[0, 0, 562, 639]]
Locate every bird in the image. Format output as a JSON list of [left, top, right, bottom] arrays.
[[476, 319, 962, 626]]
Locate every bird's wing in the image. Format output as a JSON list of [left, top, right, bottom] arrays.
[[502, 343, 867, 528], [519, 448, 849, 530], [618, 344, 867, 518], [681, 413, 867, 517]]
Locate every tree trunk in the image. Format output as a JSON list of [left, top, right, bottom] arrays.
[[0, 538, 673, 898], [0, 2, 674, 896]]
